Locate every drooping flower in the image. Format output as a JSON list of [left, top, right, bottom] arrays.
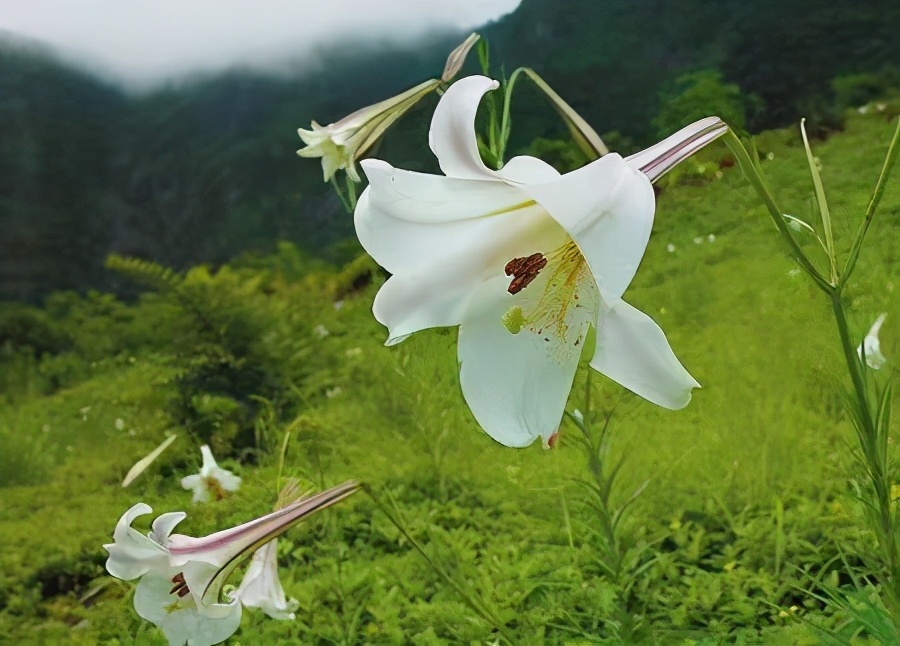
[[233, 479, 303, 620], [105, 482, 358, 646], [181, 445, 242, 503], [234, 538, 298, 620], [354, 75, 726, 447], [297, 78, 440, 183], [858, 313, 887, 369], [297, 34, 481, 183]]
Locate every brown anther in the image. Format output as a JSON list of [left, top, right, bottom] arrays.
[[170, 572, 191, 597], [504, 253, 547, 294]]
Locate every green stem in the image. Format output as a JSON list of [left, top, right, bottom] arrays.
[[346, 175, 358, 210], [330, 176, 353, 214], [723, 130, 832, 293], [830, 292, 874, 433], [498, 68, 527, 164], [575, 375, 635, 640], [830, 289, 899, 624], [363, 486, 518, 644]]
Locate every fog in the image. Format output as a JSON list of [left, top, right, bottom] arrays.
[[0, 0, 520, 88]]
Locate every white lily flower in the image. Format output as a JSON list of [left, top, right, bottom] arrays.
[[234, 538, 299, 620], [858, 313, 887, 369], [181, 445, 242, 504], [105, 482, 358, 646], [354, 75, 726, 447], [298, 78, 441, 183]]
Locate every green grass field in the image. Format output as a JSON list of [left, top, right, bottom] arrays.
[[0, 107, 898, 644]]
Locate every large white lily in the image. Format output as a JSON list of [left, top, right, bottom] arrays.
[[105, 482, 358, 646], [354, 75, 726, 448]]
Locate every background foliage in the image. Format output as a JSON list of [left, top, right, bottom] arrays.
[[2, 0, 899, 299], [0, 107, 897, 642]]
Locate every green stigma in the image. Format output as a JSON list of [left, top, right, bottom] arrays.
[[502, 306, 526, 334]]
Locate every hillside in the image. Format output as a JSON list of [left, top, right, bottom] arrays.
[[0, 108, 897, 643]]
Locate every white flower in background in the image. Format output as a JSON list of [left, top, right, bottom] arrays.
[[181, 445, 242, 504], [234, 539, 299, 620], [298, 78, 440, 183], [104, 483, 358, 646], [858, 313, 887, 369], [297, 34, 480, 183], [313, 324, 330, 339], [115, 418, 125, 431], [707, 234, 716, 243], [354, 75, 726, 447], [666, 243, 676, 253], [693, 236, 704, 244]]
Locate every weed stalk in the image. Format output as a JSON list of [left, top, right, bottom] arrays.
[[725, 120, 900, 633]]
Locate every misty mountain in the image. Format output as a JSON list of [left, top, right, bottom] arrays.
[[1, 0, 898, 300]]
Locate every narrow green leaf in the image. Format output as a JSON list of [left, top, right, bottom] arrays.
[[522, 68, 609, 159], [843, 117, 900, 285], [122, 434, 178, 487], [800, 119, 837, 284]]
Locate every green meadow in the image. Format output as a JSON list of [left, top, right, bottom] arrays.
[[0, 107, 898, 644]]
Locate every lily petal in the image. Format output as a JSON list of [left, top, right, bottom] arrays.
[[104, 503, 170, 580], [167, 482, 358, 569], [591, 299, 700, 409], [357, 157, 564, 278], [373, 272, 473, 345], [235, 539, 299, 620], [497, 154, 561, 185], [858, 312, 888, 369], [457, 275, 590, 447], [523, 153, 655, 301], [134, 565, 241, 646], [625, 117, 727, 183], [428, 75, 498, 180], [362, 192, 566, 343], [150, 511, 188, 544]]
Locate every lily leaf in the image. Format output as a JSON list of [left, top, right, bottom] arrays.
[[122, 434, 177, 487]]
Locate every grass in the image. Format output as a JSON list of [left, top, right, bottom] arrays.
[[0, 106, 898, 644]]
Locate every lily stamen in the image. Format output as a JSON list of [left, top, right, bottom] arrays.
[[505, 253, 547, 294], [169, 572, 190, 598]]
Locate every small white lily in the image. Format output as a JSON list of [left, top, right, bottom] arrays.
[[105, 482, 358, 646], [355, 75, 726, 447], [298, 78, 440, 183], [858, 313, 888, 369], [181, 445, 242, 504], [234, 538, 298, 620], [298, 34, 480, 183]]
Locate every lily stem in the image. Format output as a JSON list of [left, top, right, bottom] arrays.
[[574, 375, 638, 641], [729, 123, 899, 626], [363, 485, 518, 644]]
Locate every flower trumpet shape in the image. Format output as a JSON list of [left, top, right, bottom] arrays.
[[104, 481, 358, 646], [234, 538, 298, 620], [298, 78, 440, 182], [858, 313, 887, 369], [354, 75, 727, 447], [181, 445, 242, 504]]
